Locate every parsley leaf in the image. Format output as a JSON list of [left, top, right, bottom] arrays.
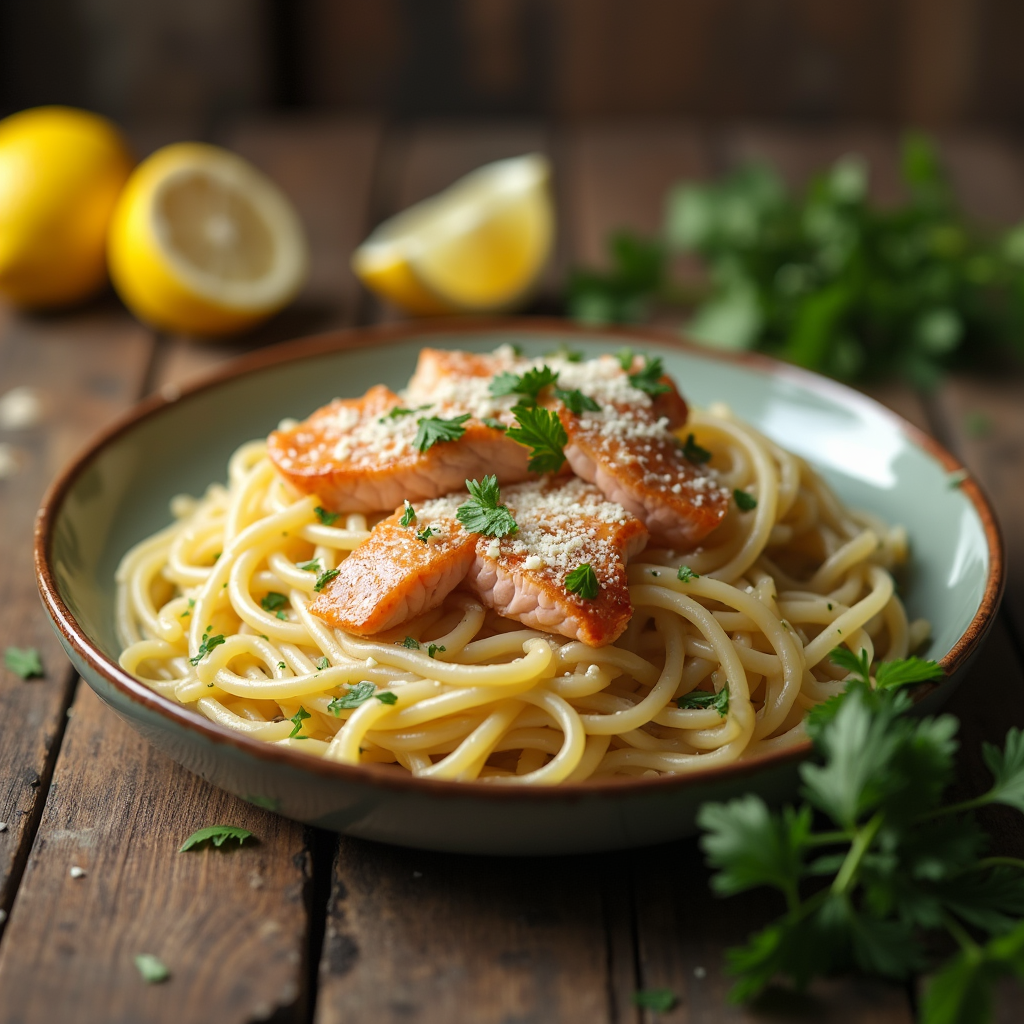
[[482, 417, 507, 432], [456, 475, 518, 537], [179, 825, 255, 852], [413, 413, 471, 452], [399, 500, 416, 527], [734, 488, 758, 511], [376, 691, 398, 705], [677, 686, 729, 716], [565, 563, 599, 599], [328, 682, 377, 713], [134, 953, 170, 983], [5, 646, 43, 679], [506, 404, 567, 473], [189, 629, 225, 666], [288, 706, 311, 738], [554, 387, 601, 414], [616, 347, 634, 371], [982, 728, 1024, 814], [489, 365, 559, 405], [313, 568, 340, 592], [681, 433, 713, 464], [261, 592, 288, 612], [876, 656, 944, 690], [315, 656, 330, 671], [632, 989, 677, 1012], [677, 565, 700, 582], [629, 355, 671, 396], [428, 644, 446, 659], [297, 559, 321, 572], [399, 636, 420, 649], [380, 404, 429, 421], [416, 526, 434, 543], [314, 506, 340, 525]]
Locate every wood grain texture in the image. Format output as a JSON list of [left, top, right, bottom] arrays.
[[316, 838, 615, 1024], [0, 304, 152, 925], [0, 686, 310, 1024]]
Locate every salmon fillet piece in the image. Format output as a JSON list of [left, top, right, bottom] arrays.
[[309, 494, 475, 635], [465, 478, 648, 647], [266, 382, 532, 513]]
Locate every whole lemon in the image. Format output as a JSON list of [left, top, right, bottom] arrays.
[[0, 106, 134, 309]]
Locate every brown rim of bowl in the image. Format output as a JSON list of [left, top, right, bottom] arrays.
[[35, 317, 1006, 803]]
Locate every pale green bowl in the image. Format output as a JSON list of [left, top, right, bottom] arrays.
[[35, 319, 1004, 855]]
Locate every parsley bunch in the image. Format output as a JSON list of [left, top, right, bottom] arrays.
[[698, 651, 1024, 1021], [568, 134, 1024, 387]]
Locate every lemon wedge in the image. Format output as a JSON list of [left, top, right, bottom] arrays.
[[0, 106, 134, 309], [354, 153, 553, 315], [107, 142, 308, 336]]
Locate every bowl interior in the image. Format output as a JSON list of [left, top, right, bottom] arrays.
[[50, 327, 990, 678]]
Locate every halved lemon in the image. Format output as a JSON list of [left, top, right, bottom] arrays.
[[107, 142, 308, 336], [353, 153, 554, 315]]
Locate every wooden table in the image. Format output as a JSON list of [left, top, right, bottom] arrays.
[[0, 117, 1022, 1024]]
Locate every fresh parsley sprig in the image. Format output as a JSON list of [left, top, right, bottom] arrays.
[[5, 646, 43, 679], [455, 476, 518, 537], [565, 563, 599, 599], [328, 682, 396, 713], [314, 506, 340, 526], [313, 568, 340, 592], [400, 500, 416, 527], [189, 628, 225, 666], [506, 404, 568, 473], [696, 652, 1024, 1018], [554, 387, 601, 414], [179, 825, 254, 852], [489, 365, 558, 406], [629, 355, 671, 396], [677, 687, 729, 716], [414, 413, 470, 452], [681, 433, 712, 464]]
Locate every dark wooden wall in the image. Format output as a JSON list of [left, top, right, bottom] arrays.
[[3, 0, 1024, 132]]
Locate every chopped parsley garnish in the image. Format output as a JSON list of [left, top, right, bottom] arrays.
[[297, 559, 321, 572], [456, 475, 518, 537], [733, 488, 758, 511], [189, 629, 225, 666], [482, 417, 507, 432], [681, 433, 712, 464], [632, 989, 677, 1012], [261, 592, 288, 612], [413, 413, 471, 452], [629, 355, 671, 396], [314, 506, 340, 525], [376, 691, 398, 705], [399, 636, 420, 649], [179, 825, 254, 852], [5, 646, 43, 679], [489, 365, 559, 406], [315, 656, 330, 671], [829, 646, 943, 692], [677, 686, 729, 716], [554, 387, 601, 414], [313, 568, 340, 592], [278, 661, 286, 670], [416, 525, 434, 543], [276, 611, 287, 620], [380, 404, 429, 422], [428, 644, 447, 659], [677, 565, 700, 582], [400, 500, 416, 527], [506, 404, 567, 473], [565, 563, 599, 599], [328, 682, 377, 713], [616, 347, 634, 371], [288, 706, 311, 738], [134, 954, 170, 984]]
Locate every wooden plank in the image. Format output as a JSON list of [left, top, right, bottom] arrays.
[[0, 686, 309, 1024], [0, 304, 153, 927], [316, 839, 615, 1024]]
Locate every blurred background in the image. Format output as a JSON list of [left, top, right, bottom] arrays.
[[2, 0, 1018, 135]]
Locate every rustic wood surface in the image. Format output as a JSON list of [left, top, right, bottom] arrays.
[[0, 117, 1022, 1023]]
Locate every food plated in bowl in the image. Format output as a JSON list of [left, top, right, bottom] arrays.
[[36, 320, 1003, 853]]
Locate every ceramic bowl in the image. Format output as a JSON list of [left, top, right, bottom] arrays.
[[35, 319, 1004, 855]]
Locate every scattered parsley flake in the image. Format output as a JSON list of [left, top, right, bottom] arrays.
[[400, 500, 417, 527], [179, 825, 254, 852], [315, 656, 330, 671], [416, 526, 434, 543], [616, 347, 634, 371], [313, 568, 340, 592], [428, 644, 447, 659], [456, 475, 518, 537], [297, 559, 321, 572], [376, 691, 398, 705], [413, 413, 471, 452], [189, 630, 225, 666], [399, 636, 420, 649], [134, 953, 170, 984], [288, 706, 311, 738], [734, 488, 758, 511], [677, 565, 700, 582], [278, 661, 286, 670], [489, 365, 558, 405], [677, 687, 729, 716], [276, 611, 287, 620], [328, 682, 377, 713], [682, 433, 713, 464], [629, 355, 671, 396], [261, 592, 288, 612], [506, 404, 567, 473], [482, 417, 507, 432], [554, 387, 601, 414], [5, 646, 43, 679], [632, 989, 677, 1012], [565, 563, 599, 599], [380, 404, 429, 422], [314, 506, 341, 526]]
